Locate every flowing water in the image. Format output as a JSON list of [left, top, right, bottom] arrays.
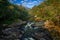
[[2, 21, 53, 40]]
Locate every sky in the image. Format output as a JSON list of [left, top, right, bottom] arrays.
[[9, 0, 44, 8]]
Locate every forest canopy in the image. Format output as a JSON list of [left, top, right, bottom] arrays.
[[0, 0, 29, 24], [29, 0, 60, 26]]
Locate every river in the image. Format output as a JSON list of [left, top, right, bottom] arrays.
[[2, 21, 53, 40]]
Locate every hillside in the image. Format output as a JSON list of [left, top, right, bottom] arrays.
[[29, 0, 60, 27], [29, 0, 60, 40], [0, 0, 29, 25]]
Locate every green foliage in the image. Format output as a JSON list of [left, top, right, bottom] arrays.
[[13, 5, 29, 21], [0, 0, 29, 24], [30, 0, 60, 26]]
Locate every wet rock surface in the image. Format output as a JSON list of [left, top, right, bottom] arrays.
[[1, 22, 53, 40]]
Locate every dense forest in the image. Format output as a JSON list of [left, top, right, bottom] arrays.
[[0, 0, 60, 40], [0, 0, 29, 24], [30, 0, 60, 26], [30, 0, 60, 32], [29, 0, 60, 40]]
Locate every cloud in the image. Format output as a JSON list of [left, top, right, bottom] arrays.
[[21, 0, 39, 8], [24, 0, 28, 1], [21, 1, 24, 3], [9, 0, 44, 8], [21, 1, 35, 8]]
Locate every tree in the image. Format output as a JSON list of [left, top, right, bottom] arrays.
[[0, 0, 29, 36], [29, 0, 60, 26], [0, 0, 29, 25]]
